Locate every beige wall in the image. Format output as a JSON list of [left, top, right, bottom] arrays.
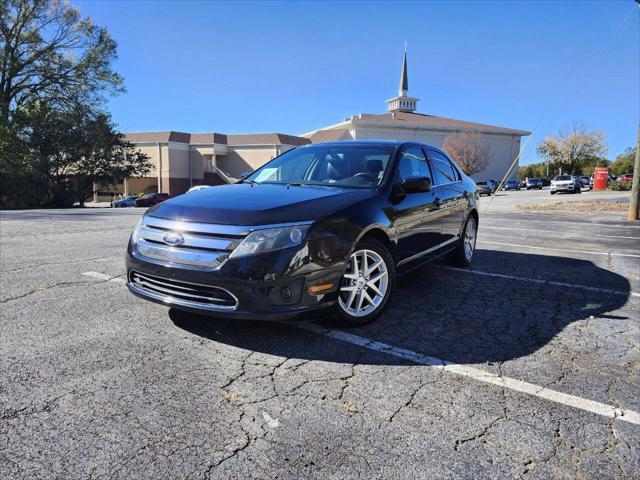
[[126, 177, 157, 196], [353, 125, 522, 181], [220, 145, 278, 177], [126, 141, 300, 196]]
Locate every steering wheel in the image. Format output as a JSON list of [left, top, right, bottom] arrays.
[[353, 172, 377, 182]]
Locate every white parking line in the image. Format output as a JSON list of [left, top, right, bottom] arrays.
[[482, 225, 639, 241], [479, 240, 640, 258], [82, 269, 639, 424], [437, 266, 640, 298], [298, 323, 640, 425], [82, 271, 126, 284]]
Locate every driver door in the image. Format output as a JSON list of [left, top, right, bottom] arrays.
[[390, 146, 444, 264]]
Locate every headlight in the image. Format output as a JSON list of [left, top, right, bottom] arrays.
[[131, 216, 144, 244], [229, 224, 311, 259]]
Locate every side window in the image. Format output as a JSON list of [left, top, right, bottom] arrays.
[[428, 150, 460, 184], [396, 147, 431, 183]]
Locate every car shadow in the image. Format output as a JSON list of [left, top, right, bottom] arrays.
[[170, 250, 631, 366]]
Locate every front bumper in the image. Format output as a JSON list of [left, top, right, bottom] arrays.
[[126, 240, 343, 321], [551, 184, 576, 192]]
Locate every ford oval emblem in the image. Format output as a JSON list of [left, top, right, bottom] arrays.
[[163, 232, 184, 246]]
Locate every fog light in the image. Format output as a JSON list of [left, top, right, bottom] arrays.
[[281, 287, 292, 299]]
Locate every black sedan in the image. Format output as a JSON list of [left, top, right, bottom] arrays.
[[503, 180, 521, 191], [126, 141, 479, 325], [526, 178, 543, 190]]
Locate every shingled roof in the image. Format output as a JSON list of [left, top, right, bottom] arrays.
[[226, 133, 310, 146], [352, 112, 531, 136], [308, 129, 353, 143], [124, 131, 310, 146]]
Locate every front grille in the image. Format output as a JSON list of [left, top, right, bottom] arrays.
[[133, 216, 249, 270], [129, 271, 238, 310]]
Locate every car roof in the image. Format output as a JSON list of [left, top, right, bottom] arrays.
[[299, 140, 440, 150]]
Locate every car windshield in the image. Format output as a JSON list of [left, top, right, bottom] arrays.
[[555, 175, 572, 181], [529, 178, 539, 182], [244, 144, 396, 188]]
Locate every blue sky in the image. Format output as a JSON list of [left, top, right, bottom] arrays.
[[75, 0, 638, 164]]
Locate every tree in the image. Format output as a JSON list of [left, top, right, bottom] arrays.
[[0, 1, 144, 208], [536, 124, 607, 176], [3, 103, 151, 207], [0, 0, 123, 124], [442, 131, 492, 176], [518, 162, 547, 180], [610, 147, 636, 176]]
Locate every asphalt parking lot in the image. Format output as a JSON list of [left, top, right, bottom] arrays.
[[1, 190, 639, 479]]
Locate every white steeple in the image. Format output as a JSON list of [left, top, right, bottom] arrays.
[[386, 48, 419, 113]]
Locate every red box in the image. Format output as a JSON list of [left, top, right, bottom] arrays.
[[593, 167, 608, 191]]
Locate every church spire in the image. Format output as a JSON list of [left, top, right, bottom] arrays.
[[399, 49, 409, 96], [386, 48, 419, 113]]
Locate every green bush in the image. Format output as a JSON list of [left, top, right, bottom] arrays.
[[608, 180, 632, 191]]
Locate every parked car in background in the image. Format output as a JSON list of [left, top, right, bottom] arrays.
[[540, 178, 551, 187], [134, 193, 170, 207], [526, 178, 543, 190], [126, 141, 480, 325], [619, 174, 634, 185], [111, 196, 138, 208], [187, 185, 212, 193], [477, 181, 497, 196], [551, 175, 581, 194], [503, 180, 521, 191], [580, 176, 590, 188]]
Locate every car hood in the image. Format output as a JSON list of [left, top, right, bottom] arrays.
[[146, 183, 378, 225]]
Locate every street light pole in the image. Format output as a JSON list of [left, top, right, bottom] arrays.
[[628, 127, 640, 221]]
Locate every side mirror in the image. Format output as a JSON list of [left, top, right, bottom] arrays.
[[399, 176, 432, 194]]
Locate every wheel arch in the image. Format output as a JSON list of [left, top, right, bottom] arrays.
[[467, 207, 479, 227], [355, 226, 398, 264]]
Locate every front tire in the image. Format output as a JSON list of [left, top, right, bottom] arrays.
[[449, 215, 477, 267], [335, 239, 395, 326]]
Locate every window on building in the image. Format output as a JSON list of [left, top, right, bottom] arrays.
[[428, 150, 460, 184], [397, 147, 431, 182]]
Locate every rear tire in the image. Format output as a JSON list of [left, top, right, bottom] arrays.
[[334, 239, 395, 327], [449, 215, 477, 267]]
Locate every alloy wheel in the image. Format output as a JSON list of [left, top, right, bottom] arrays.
[[464, 217, 477, 262], [339, 249, 389, 318]]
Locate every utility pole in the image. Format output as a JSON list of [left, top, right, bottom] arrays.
[[629, 126, 640, 221]]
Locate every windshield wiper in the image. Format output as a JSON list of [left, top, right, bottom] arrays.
[[242, 179, 259, 185]]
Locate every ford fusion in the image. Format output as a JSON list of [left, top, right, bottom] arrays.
[[126, 141, 479, 325]]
